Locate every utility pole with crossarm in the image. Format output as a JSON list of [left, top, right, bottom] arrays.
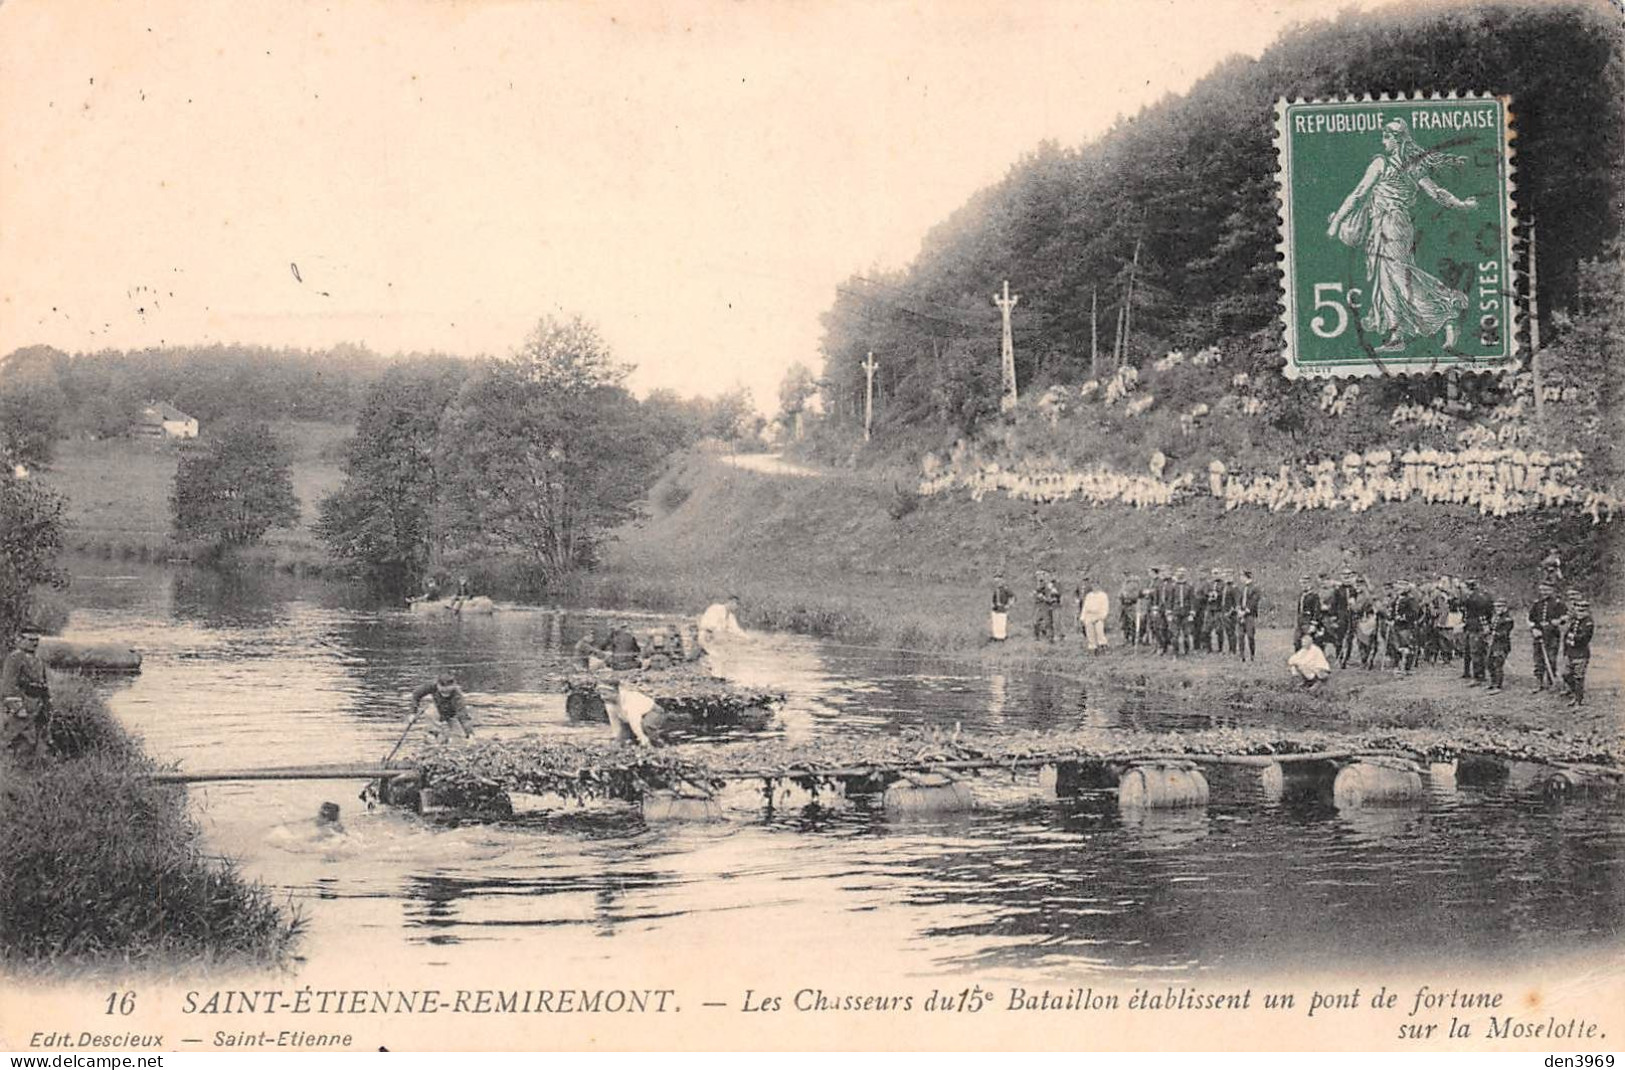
[[994, 279, 1019, 411]]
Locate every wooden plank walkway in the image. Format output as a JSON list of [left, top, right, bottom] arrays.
[[149, 763, 411, 783]]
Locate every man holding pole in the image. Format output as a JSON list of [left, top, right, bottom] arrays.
[[408, 672, 475, 744], [1527, 582, 1567, 694]]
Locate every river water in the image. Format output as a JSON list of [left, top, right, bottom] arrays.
[[61, 557, 1623, 985]]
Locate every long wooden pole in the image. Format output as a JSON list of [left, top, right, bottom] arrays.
[[1528, 221, 1544, 430], [1090, 287, 1098, 378], [1120, 234, 1143, 367]]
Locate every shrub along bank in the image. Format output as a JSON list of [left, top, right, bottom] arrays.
[[0, 675, 300, 974]]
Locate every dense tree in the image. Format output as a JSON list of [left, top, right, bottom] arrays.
[[0, 472, 67, 649], [171, 423, 300, 547], [776, 362, 818, 421], [435, 316, 663, 584], [315, 368, 465, 592], [0, 347, 69, 466]]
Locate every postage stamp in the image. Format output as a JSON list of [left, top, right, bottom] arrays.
[[1276, 94, 1517, 379]]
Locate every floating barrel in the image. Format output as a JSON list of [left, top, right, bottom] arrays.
[[1543, 765, 1624, 800], [1117, 762, 1209, 810], [1330, 759, 1424, 808], [882, 772, 976, 815], [1454, 754, 1551, 792], [1200, 761, 1284, 803], [641, 790, 723, 821], [564, 686, 609, 723], [38, 639, 142, 674]]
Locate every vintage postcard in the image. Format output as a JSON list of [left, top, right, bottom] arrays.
[[1, 0, 1620, 1057], [1277, 94, 1519, 378]]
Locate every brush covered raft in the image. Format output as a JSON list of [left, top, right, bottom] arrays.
[[560, 662, 783, 727]]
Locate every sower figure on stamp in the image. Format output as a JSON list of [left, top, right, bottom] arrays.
[[1561, 599, 1593, 707], [1527, 581, 1567, 694], [1326, 118, 1478, 353]]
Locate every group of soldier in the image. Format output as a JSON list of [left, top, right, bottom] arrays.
[[1288, 558, 1596, 704], [987, 552, 1599, 706], [992, 566, 1266, 659]]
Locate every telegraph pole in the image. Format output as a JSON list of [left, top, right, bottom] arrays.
[[1528, 221, 1544, 430], [994, 279, 1019, 411], [862, 351, 878, 442], [1090, 287, 1099, 378]]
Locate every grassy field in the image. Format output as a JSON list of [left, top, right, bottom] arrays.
[[45, 420, 349, 564]]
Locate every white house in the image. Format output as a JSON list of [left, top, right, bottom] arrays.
[[135, 401, 199, 439]]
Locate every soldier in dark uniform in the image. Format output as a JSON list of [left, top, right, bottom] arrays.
[[1118, 573, 1139, 646], [1033, 570, 1060, 643], [1460, 579, 1494, 685], [1202, 571, 1224, 654], [1561, 599, 1594, 706], [1, 628, 52, 761], [1220, 569, 1240, 655], [1485, 597, 1515, 693], [408, 672, 475, 742], [1169, 568, 1196, 656], [1154, 567, 1175, 654], [1353, 578, 1380, 669], [1390, 581, 1421, 673], [1135, 572, 1156, 647], [1295, 576, 1321, 640], [1526, 581, 1567, 693], [1235, 570, 1262, 662], [1329, 570, 1356, 667]]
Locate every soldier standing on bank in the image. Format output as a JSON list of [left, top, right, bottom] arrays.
[[1485, 598, 1514, 694], [1461, 579, 1494, 685], [1236, 570, 1262, 662], [1, 628, 53, 761], [1561, 599, 1593, 706], [1527, 581, 1567, 694], [1295, 575, 1321, 639]]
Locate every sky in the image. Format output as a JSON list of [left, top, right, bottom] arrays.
[[0, 0, 1389, 411]]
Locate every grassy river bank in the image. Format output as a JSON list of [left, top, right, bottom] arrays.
[[574, 452, 1621, 765], [0, 676, 300, 976]]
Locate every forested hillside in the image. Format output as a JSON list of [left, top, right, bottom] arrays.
[[816, 2, 1623, 451]]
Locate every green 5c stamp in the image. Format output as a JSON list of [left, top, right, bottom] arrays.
[[1276, 94, 1516, 378]]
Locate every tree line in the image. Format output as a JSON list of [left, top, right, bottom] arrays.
[[0, 338, 766, 470], [814, 1, 1624, 440]]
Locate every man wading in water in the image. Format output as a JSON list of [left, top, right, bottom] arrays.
[[408, 672, 475, 743]]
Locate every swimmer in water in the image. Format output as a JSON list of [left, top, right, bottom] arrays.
[[315, 801, 346, 837]]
